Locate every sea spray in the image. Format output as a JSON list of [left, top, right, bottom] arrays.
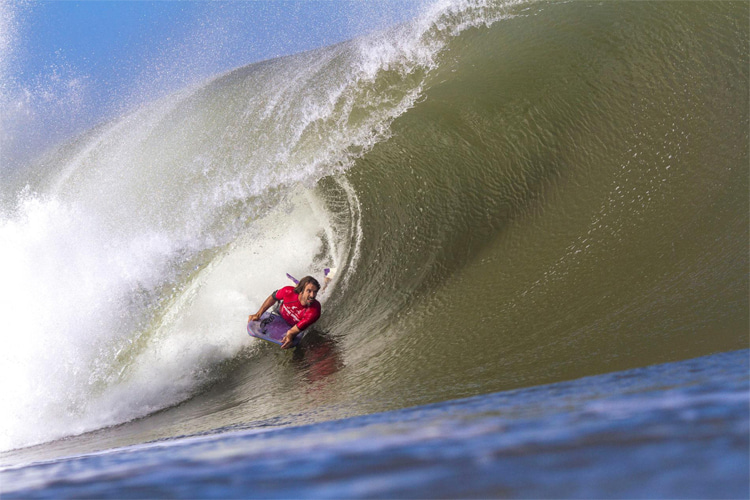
[[0, 0, 512, 452]]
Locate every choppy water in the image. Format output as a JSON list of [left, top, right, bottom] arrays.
[[2, 350, 748, 498], [1, 0, 748, 497]]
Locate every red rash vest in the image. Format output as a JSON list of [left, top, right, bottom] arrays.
[[274, 286, 321, 331]]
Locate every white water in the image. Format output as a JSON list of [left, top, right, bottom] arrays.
[[0, 187, 340, 451], [0, 14, 414, 454]]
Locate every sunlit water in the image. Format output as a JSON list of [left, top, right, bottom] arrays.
[[0, 1, 747, 497]]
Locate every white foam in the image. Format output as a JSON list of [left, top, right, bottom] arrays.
[[0, 190, 335, 451]]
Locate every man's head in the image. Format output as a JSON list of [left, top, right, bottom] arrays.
[[294, 276, 320, 306]]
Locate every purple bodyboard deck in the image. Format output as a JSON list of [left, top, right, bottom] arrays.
[[247, 311, 305, 347]]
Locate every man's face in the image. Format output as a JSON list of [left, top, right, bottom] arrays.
[[299, 283, 319, 306]]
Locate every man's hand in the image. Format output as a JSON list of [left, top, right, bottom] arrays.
[[249, 294, 278, 324], [280, 330, 297, 349]]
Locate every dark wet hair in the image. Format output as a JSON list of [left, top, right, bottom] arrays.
[[294, 276, 320, 294]]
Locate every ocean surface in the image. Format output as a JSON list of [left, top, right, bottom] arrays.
[[1, 0, 748, 498], [2, 350, 748, 499]]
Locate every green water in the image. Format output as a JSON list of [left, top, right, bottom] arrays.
[[325, 0, 749, 407]]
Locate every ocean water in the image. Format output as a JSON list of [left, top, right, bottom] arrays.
[[2, 350, 748, 498], [1, 0, 748, 497]]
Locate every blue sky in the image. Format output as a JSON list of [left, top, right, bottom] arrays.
[[15, 2, 420, 90], [1, 0, 422, 170]]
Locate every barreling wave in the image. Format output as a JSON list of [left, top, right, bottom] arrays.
[[1, 0, 747, 455]]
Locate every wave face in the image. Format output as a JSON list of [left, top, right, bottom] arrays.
[[1, 0, 748, 455]]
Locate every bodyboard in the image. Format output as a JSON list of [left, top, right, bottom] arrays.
[[247, 311, 305, 347]]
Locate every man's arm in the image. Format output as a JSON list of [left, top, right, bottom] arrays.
[[248, 293, 277, 322], [280, 325, 302, 350]]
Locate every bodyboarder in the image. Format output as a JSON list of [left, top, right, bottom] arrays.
[[248, 276, 321, 349]]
